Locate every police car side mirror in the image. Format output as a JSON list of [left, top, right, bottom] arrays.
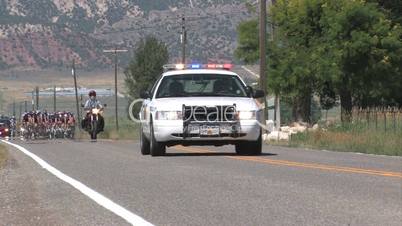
[[140, 91, 150, 99], [246, 86, 253, 97], [253, 89, 265, 99]]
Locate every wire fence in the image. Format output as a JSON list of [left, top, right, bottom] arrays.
[[350, 107, 402, 133]]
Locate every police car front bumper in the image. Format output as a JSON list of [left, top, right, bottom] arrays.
[[152, 120, 261, 143]]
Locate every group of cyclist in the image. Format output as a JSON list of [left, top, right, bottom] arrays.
[[15, 90, 105, 140], [20, 110, 76, 140]]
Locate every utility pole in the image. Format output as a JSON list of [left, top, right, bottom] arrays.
[[72, 59, 81, 129], [103, 48, 128, 131], [35, 86, 39, 110], [80, 94, 83, 122], [181, 16, 187, 64], [53, 85, 57, 112], [31, 90, 35, 111], [269, 0, 279, 130], [12, 100, 16, 116], [260, 0, 268, 130], [19, 102, 22, 121]]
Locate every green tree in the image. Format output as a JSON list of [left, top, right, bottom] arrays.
[[320, 82, 337, 121], [235, 0, 402, 123], [235, 1, 324, 122], [273, 0, 402, 120], [234, 19, 259, 64], [269, 0, 328, 123], [369, 0, 402, 25], [321, 0, 402, 119], [125, 36, 169, 99]]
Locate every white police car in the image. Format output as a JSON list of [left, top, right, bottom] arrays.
[[139, 64, 265, 156]]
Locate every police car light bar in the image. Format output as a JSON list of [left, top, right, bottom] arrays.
[[163, 63, 233, 71]]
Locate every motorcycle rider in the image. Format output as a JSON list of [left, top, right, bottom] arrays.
[[83, 90, 105, 132]]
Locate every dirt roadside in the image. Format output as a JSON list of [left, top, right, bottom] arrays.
[[0, 144, 60, 225], [0, 142, 125, 226], [0, 144, 7, 168]]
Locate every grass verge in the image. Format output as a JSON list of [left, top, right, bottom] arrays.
[[0, 144, 8, 168], [289, 123, 402, 156], [75, 117, 140, 141]]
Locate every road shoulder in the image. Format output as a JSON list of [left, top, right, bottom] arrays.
[[0, 143, 128, 226], [0, 145, 61, 225], [0, 144, 7, 168]]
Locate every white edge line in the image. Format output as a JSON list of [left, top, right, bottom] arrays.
[[1, 140, 154, 226], [241, 66, 260, 78]]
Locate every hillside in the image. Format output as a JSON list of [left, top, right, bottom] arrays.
[[0, 0, 250, 70]]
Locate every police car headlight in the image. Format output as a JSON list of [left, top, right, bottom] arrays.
[[156, 111, 183, 120], [237, 111, 257, 120]]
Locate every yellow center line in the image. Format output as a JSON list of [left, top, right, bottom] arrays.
[[237, 156, 402, 176], [173, 146, 402, 179]]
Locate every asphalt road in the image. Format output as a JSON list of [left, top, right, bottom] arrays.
[[1, 139, 401, 226]]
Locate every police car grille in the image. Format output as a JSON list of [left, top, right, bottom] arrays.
[[183, 106, 236, 122]]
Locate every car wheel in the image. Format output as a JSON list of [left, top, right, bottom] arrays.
[[150, 123, 166, 156], [140, 126, 150, 155], [235, 132, 262, 156]]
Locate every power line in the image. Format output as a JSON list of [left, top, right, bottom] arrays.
[[103, 48, 128, 131], [72, 59, 81, 130]]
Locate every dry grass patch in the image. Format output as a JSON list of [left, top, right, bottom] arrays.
[[290, 126, 402, 156], [0, 144, 8, 168]]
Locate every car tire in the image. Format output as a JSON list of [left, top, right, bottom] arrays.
[[235, 132, 262, 156], [140, 126, 151, 155], [150, 123, 166, 156]]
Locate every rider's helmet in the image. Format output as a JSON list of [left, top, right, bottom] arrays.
[[89, 90, 97, 97]]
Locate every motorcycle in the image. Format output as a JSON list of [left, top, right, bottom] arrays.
[[83, 105, 106, 140]]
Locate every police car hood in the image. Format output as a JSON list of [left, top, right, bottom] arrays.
[[153, 97, 261, 111]]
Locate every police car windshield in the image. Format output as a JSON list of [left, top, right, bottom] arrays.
[[155, 74, 248, 98]]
